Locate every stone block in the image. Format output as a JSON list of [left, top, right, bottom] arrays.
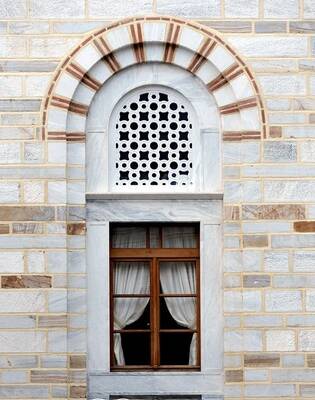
[[263, 141, 297, 162], [0, 292, 45, 312], [1, 370, 28, 383], [266, 330, 296, 351], [301, 141, 315, 162], [242, 204, 305, 220], [48, 181, 67, 204], [0, 331, 46, 353], [223, 142, 260, 164], [0, 183, 19, 203], [243, 235, 268, 248], [224, 290, 261, 312], [0, 315, 35, 329], [48, 290, 67, 313], [264, 251, 289, 272], [224, 205, 240, 221], [90, 0, 153, 17], [244, 353, 280, 367], [243, 250, 262, 272], [299, 331, 315, 350], [259, 75, 306, 95], [304, 0, 315, 17], [269, 112, 307, 124], [29, 0, 85, 18], [0, 224, 9, 234], [243, 274, 270, 288], [0, 101, 40, 114], [266, 99, 291, 111], [273, 275, 315, 288], [200, 20, 251, 33], [70, 385, 86, 398], [294, 221, 315, 232], [0, 76, 22, 97], [48, 142, 67, 164], [224, 274, 241, 288], [0, 251, 24, 273], [24, 143, 44, 163], [31, 370, 67, 383], [244, 369, 268, 381], [306, 290, 315, 311], [9, 21, 50, 34], [265, 181, 315, 202], [225, 330, 262, 352], [243, 315, 282, 327], [0, 60, 58, 73], [287, 315, 315, 327], [68, 330, 86, 352], [283, 126, 315, 138], [0, 37, 27, 57], [53, 21, 104, 33], [224, 181, 261, 203], [225, 0, 258, 17], [40, 355, 67, 368], [224, 354, 242, 368], [224, 235, 240, 249], [68, 181, 85, 205], [255, 21, 287, 33], [0, 0, 26, 17], [38, 315, 67, 328], [307, 354, 315, 367], [28, 251, 45, 273], [0, 143, 20, 164], [272, 234, 315, 248], [1, 275, 51, 288], [282, 354, 305, 367], [12, 223, 44, 234], [30, 37, 80, 58], [301, 385, 315, 397], [25, 75, 51, 97], [290, 21, 315, 33], [264, 0, 298, 18], [227, 37, 307, 57], [225, 369, 243, 383], [48, 331, 67, 353], [69, 355, 86, 369], [265, 290, 302, 312], [0, 386, 49, 398], [243, 221, 290, 234], [0, 127, 33, 139], [272, 368, 315, 382], [244, 384, 296, 397], [47, 251, 67, 273], [52, 386, 68, 397], [24, 182, 45, 203], [0, 355, 38, 368]]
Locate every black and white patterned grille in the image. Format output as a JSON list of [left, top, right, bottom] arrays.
[[113, 90, 193, 187]]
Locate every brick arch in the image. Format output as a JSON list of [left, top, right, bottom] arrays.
[[42, 15, 267, 143]]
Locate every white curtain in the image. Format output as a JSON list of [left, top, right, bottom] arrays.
[[113, 262, 150, 365], [160, 261, 197, 365]]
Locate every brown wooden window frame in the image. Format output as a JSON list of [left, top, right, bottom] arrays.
[[110, 223, 201, 371]]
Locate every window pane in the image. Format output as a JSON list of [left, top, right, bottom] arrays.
[[113, 261, 150, 294], [162, 226, 196, 248], [116, 333, 151, 366], [160, 332, 195, 366], [149, 226, 160, 248], [111, 226, 146, 248], [114, 299, 150, 330], [160, 261, 196, 294]]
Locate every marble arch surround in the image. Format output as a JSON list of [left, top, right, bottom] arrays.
[[39, 15, 267, 400]]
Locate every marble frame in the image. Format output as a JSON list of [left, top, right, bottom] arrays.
[[87, 199, 223, 399]]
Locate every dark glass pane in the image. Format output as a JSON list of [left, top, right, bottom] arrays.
[[160, 297, 186, 329], [120, 333, 150, 366], [160, 332, 193, 365], [149, 226, 160, 248], [124, 302, 150, 330]]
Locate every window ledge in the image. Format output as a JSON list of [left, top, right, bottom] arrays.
[[86, 193, 223, 201]]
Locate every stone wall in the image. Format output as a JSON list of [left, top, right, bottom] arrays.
[[0, 0, 314, 399]]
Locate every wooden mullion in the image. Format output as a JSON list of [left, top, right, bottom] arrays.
[[114, 329, 151, 333], [113, 294, 150, 298], [159, 293, 197, 298], [109, 259, 115, 368], [196, 257, 201, 367], [150, 259, 154, 368], [152, 257, 159, 368], [110, 248, 199, 258]]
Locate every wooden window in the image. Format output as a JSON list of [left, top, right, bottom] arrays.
[[110, 223, 200, 371]]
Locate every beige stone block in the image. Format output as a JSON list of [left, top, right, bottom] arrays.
[[0, 37, 27, 57], [244, 353, 280, 367]]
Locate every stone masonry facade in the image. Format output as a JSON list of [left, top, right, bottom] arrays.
[[0, 0, 315, 399]]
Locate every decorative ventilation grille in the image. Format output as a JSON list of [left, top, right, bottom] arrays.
[[113, 89, 193, 187]]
